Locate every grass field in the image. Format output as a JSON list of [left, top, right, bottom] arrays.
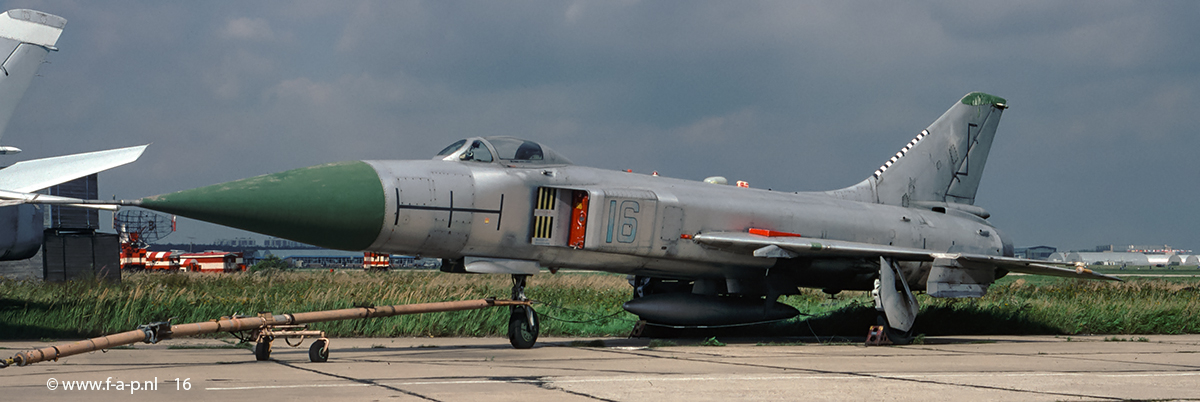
[[1, 268, 1198, 340], [1047, 266, 1200, 279]]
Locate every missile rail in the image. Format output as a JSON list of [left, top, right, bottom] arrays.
[[2, 297, 531, 368]]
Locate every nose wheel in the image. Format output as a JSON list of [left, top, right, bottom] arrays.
[[508, 274, 539, 349]]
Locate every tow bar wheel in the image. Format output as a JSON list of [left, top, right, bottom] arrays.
[[254, 339, 272, 361], [309, 339, 329, 362]]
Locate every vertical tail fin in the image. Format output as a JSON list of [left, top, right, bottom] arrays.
[[0, 9, 66, 148], [826, 92, 1007, 209]]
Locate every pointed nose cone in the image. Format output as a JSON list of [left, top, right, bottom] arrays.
[[138, 161, 385, 251]]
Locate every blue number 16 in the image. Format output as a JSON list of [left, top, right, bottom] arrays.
[[606, 200, 639, 244]]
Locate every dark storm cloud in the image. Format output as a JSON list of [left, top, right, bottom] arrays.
[[1, 0, 1195, 250]]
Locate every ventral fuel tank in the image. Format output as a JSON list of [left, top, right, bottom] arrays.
[[623, 293, 800, 326]]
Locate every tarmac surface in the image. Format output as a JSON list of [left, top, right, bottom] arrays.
[[3, 335, 1200, 401]]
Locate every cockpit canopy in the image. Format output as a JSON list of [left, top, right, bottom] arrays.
[[434, 136, 572, 165]]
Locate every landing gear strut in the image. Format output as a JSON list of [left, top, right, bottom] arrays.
[[871, 257, 919, 345], [508, 274, 539, 349]]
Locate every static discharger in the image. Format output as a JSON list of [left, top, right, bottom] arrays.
[[2, 298, 530, 368]]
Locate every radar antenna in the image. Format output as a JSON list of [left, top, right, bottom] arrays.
[[113, 209, 174, 248]]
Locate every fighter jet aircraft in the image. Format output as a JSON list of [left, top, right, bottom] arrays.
[[0, 9, 147, 260], [106, 91, 1116, 347]]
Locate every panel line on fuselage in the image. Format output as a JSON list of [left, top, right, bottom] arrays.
[[394, 188, 504, 230]]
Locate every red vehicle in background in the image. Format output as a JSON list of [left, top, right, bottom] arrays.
[[178, 251, 246, 273]]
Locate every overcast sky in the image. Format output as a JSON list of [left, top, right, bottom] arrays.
[[4, 1, 1197, 252]]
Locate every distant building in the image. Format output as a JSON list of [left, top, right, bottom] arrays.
[[1015, 246, 1056, 260], [262, 237, 311, 248], [215, 237, 257, 247], [1064, 251, 1197, 267], [1093, 244, 1194, 254], [249, 249, 426, 269], [1125, 244, 1192, 254], [1067, 252, 1152, 266]]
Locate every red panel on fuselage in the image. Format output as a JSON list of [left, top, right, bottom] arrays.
[[569, 191, 589, 248]]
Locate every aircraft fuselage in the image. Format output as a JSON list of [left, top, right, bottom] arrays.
[[364, 159, 1008, 292]]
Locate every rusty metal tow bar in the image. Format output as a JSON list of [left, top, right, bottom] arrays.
[[2, 298, 530, 368]]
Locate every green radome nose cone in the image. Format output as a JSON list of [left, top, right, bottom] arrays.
[[138, 161, 385, 251]]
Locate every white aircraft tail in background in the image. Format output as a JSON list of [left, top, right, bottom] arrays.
[[0, 9, 149, 260]]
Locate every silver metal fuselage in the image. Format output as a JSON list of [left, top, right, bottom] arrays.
[[364, 159, 1006, 292]]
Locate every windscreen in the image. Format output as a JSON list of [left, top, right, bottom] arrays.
[[436, 139, 467, 156], [488, 137, 543, 161]]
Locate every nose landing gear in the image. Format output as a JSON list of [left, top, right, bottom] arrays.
[[508, 274, 539, 349]]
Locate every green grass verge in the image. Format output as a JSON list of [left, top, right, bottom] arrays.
[[0, 271, 634, 339], [758, 276, 1200, 338], [1, 271, 1197, 340]]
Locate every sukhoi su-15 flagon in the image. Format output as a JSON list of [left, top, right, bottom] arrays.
[[87, 92, 1117, 347]]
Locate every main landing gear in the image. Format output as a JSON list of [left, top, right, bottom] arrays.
[[508, 274, 539, 349], [870, 257, 918, 345]]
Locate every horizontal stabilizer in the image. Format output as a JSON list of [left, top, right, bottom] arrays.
[[0, 9, 66, 48], [0, 144, 148, 193]]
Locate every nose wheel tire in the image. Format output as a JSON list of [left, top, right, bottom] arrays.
[[508, 306, 539, 349], [309, 339, 329, 362]]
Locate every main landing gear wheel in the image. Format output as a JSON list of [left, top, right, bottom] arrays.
[[508, 274, 539, 349], [309, 339, 329, 362], [254, 338, 272, 361], [876, 315, 914, 345]]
